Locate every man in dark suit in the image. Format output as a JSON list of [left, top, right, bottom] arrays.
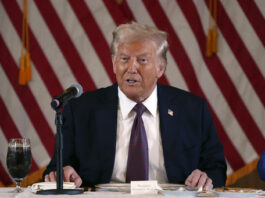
[[44, 22, 227, 190]]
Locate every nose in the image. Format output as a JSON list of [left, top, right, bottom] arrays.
[[127, 57, 137, 73]]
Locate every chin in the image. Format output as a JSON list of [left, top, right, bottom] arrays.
[[121, 86, 142, 100], [124, 92, 141, 102]]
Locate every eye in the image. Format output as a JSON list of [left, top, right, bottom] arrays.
[[120, 56, 129, 62], [138, 57, 148, 64]]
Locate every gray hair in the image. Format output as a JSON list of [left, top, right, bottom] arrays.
[[110, 22, 169, 66]]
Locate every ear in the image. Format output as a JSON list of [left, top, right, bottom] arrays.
[[156, 61, 166, 79], [112, 55, 116, 74]]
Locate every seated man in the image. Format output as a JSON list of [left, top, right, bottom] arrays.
[[44, 22, 227, 191], [258, 151, 265, 180]]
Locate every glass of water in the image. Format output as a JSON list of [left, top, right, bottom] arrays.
[[6, 138, 32, 193]]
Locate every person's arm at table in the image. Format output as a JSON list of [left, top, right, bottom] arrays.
[[185, 100, 227, 191], [185, 169, 213, 191], [44, 165, 82, 187], [43, 102, 81, 186]]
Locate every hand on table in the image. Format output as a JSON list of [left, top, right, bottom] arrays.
[[185, 169, 213, 191], [44, 165, 82, 187]]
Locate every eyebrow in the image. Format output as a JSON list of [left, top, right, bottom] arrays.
[[118, 52, 151, 57], [119, 53, 129, 57], [137, 53, 151, 57]]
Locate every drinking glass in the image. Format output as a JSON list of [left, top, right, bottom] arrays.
[[6, 138, 32, 193]]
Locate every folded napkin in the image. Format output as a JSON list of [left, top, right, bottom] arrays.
[[31, 182, 76, 193]]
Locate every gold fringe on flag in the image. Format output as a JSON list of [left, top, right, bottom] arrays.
[[225, 158, 259, 186], [206, 0, 218, 57], [0, 181, 5, 187], [19, 166, 46, 187], [18, 0, 32, 85]]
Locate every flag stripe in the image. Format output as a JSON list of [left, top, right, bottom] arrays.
[[238, 0, 265, 47], [85, 0, 118, 45], [254, 0, 265, 19], [0, 2, 56, 133], [2, 0, 64, 98], [193, 0, 265, 149], [216, 0, 265, 108], [0, 35, 54, 157], [34, 0, 96, 92], [178, 0, 265, 154], [221, 0, 265, 77], [0, 160, 12, 185], [49, 1, 112, 88], [213, 114, 245, 170], [0, 128, 12, 184], [118, 0, 136, 22], [69, 0, 116, 85], [0, 64, 51, 168], [102, 0, 130, 25], [19, 0, 78, 90]]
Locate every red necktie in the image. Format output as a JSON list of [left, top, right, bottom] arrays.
[[126, 103, 149, 182]]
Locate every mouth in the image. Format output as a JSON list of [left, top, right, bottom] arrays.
[[126, 79, 138, 85]]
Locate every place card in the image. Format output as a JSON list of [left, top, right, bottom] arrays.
[[130, 180, 160, 195]]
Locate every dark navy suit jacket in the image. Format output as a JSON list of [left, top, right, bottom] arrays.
[[258, 151, 265, 180], [44, 83, 227, 187]]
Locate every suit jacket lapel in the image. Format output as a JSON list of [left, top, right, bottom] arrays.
[[157, 84, 183, 181]]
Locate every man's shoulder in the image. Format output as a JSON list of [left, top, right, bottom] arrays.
[[71, 83, 118, 105], [158, 83, 204, 102], [83, 84, 117, 97]]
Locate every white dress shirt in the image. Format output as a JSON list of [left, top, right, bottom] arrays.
[[111, 86, 168, 183]]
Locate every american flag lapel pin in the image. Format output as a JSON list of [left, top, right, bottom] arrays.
[[168, 109, 174, 116]]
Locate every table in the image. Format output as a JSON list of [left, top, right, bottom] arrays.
[[1, 187, 265, 198], [0, 188, 130, 198], [0, 188, 159, 198]]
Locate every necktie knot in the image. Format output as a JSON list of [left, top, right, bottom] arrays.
[[134, 103, 146, 116]]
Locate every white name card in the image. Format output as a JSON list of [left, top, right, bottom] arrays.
[[130, 180, 160, 195]]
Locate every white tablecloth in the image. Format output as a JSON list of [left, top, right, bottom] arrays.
[[0, 188, 167, 198], [1, 187, 264, 198]]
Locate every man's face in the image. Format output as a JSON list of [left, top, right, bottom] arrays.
[[112, 39, 164, 102]]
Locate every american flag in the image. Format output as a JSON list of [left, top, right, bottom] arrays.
[[0, 0, 264, 186]]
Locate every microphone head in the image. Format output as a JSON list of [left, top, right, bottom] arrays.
[[69, 82, 83, 98]]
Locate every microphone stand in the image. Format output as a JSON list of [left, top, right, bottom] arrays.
[[37, 103, 83, 195]]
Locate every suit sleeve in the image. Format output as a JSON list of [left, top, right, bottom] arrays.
[[258, 151, 265, 180], [42, 102, 79, 178], [198, 100, 227, 187]]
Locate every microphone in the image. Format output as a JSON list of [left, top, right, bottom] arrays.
[[51, 82, 83, 110]]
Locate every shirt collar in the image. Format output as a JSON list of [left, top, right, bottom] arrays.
[[118, 86, 158, 119]]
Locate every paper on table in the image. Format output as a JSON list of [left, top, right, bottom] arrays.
[[131, 180, 162, 195], [31, 182, 76, 193]]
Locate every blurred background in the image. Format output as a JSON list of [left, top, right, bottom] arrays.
[[0, 0, 265, 188]]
